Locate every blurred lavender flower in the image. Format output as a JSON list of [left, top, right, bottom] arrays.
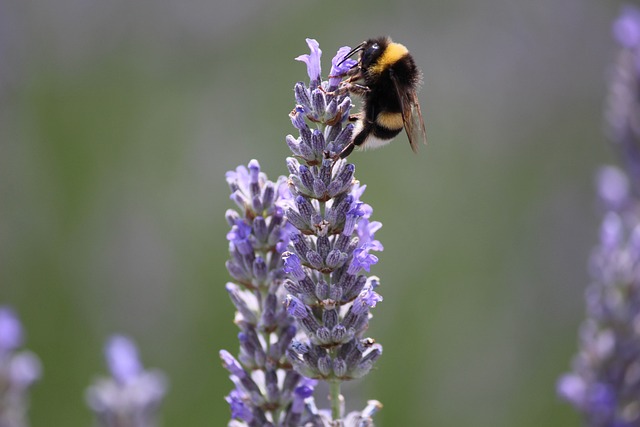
[[607, 5, 640, 192], [558, 7, 640, 426], [86, 335, 167, 427], [0, 307, 41, 427], [284, 38, 383, 423], [221, 159, 314, 426]]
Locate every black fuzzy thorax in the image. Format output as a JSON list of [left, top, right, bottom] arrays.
[[363, 53, 418, 119]]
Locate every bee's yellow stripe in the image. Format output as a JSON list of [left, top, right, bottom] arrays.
[[376, 111, 404, 130], [370, 43, 409, 75]]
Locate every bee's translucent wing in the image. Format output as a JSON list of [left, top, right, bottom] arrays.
[[402, 90, 427, 153], [390, 72, 427, 153]]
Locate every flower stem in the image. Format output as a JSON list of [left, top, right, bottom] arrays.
[[329, 379, 342, 421]]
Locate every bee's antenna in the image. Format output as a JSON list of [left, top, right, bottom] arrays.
[[337, 42, 365, 66]]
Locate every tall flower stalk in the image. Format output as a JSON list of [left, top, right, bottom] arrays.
[[557, 6, 640, 426], [220, 160, 314, 426], [283, 38, 383, 424], [220, 39, 383, 426], [0, 307, 41, 427]]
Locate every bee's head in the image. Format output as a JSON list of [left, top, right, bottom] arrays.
[[338, 36, 391, 69], [360, 37, 391, 69]]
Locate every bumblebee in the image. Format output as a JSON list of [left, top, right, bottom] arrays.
[[337, 36, 427, 158]]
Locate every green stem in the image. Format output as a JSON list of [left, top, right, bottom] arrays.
[[329, 379, 342, 421]]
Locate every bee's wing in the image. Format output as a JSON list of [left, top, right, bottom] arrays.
[[391, 73, 427, 153]]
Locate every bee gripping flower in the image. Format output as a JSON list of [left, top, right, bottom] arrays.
[[281, 38, 384, 424], [220, 39, 384, 426], [329, 46, 358, 90]]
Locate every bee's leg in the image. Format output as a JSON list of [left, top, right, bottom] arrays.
[[348, 112, 363, 122], [336, 122, 369, 159], [337, 141, 356, 159], [320, 86, 343, 97], [341, 82, 370, 96]]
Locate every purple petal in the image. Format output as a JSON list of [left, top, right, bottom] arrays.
[[597, 166, 629, 210], [356, 218, 384, 251], [225, 388, 253, 422], [348, 245, 379, 274], [0, 306, 23, 351], [105, 335, 142, 384], [283, 252, 306, 280], [295, 38, 322, 81], [220, 350, 246, 379], [614, 6, 640, 48], [284, 295, 308, 319], [329, 46, 358, 88]]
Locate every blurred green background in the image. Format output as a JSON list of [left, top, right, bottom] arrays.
[[0, 0, 626, 425]]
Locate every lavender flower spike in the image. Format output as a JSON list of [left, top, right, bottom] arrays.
[[607, 5, 640, 190], [221, 159, 314, 426], [0, 307, 42, 427], [284, 39, 384, 424], [86, 335, 167, 427], [558, 7, 640, 426]]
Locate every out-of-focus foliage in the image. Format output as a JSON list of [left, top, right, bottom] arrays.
[[0, 0, 622, 425]]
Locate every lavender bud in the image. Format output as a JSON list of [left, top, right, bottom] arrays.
[[315, 327, 332, 345], [323, 309, 339, 330], [253, 257, 268, 284], [265, 370, 280, 403], [284, 279, 301, 295], [286, 208, 310, 231], [286, 157, 301, 175], [312, 130, 325, 155], [290, 108, 308, 130], [298, 165, 315, 193], [325, 98, 338, 120], [296, 195, 316, 221], [226, 283, 258, 324], [298, 136, 315, 160], [327, 195, 353, 228], [326, 249, 347, 269], [299, 277, 317, 297], [313, 179, 328, 198], [260, 293, 277, 330], [301, 317, 322, 338], [333, 358, 347, 378], [294, 82, 312, 112], [318, 356, 332, 376], [285, 295, 309, 319], [291, 233, 311, 261], [306, 250, 324, 269], [329, 284, 343, 302], [312, 89, 326, 120], [270, 325, 297, 360], [332, 123, 354, 152], [225, 209, 240, 227], [315, 280, 330, 300], [332, 325, 348, 343], [262, 182, 276, 211], [253, 216, 268, 244]]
